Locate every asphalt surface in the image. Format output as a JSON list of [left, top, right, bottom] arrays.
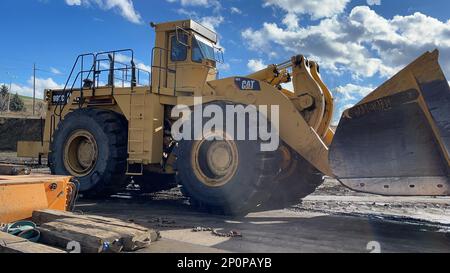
[[76, 180, 450, 253]]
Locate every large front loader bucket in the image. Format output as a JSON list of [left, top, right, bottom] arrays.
[[330, 50, 450, 196]]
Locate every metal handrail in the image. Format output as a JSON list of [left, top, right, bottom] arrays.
[[61, 66, 150, 96], [151, 47, 177, 94], [54, 53, 95, 117], [54, 49, 151, 119]]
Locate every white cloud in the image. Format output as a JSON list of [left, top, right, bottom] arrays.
[[282, 13, 299, 30], [167, 0, 207, 5], [50, 67, 62, 75], [198, 16, 224, 31], [109, 53, 151, 73], [167, 0, 221, 11], [334, 83, 373, 101], [65, 0, 143, 24], [332, 83, 374, 124], [282, 81, 293, 91], [367, 0, 381, 6], [176, 8, 197, 18], [263, 0, 350, 19], [247, 59, 267, 72], [113, 53, 132, 63], [349, 6, 450, 77], [333, 103, 355, 125], [175, 9, 224, 32], [242, 6, 450, 79], [241, 16, 393, 78], [6, 77, 63, 99], [217, 62, 230, 71], [136, 63, 151, 72], [230, 7, 242, 14], [65, 0, 81, 5]]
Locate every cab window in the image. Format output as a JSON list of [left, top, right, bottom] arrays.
[[192, 36, 216, 63], [192, 38, 203, 63], [171, 34, 187, 62]]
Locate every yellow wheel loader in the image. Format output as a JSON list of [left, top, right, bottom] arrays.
[[18, 20, 450, 214]]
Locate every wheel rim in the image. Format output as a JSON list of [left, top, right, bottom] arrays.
[[191, 132, 239, 188], [63, 130, 98, 177]]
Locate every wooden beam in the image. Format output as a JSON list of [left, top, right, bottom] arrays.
[[0, 164, 31, 175], [0, 231, 65, 253], [33, 210, 159, 253]]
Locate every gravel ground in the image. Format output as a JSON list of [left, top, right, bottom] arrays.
[[300, 179, 450, 228]]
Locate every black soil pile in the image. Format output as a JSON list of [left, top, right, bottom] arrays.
[[0, 117, 42, 151]]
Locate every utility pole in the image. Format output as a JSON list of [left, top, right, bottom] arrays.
[[8, 80, 11, 113], [33, 63, 36, 116]]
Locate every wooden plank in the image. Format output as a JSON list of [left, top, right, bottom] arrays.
[[0, 231, 65, 253], [33, 210, 159, 253], [33, 210, 158, 239], [33, 209, 150, 232], [0, 174, 71, 184], [38, 222, 122, 253]]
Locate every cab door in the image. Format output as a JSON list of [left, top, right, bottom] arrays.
[[165, 33, 187, 94], [166, 33, 216, 96]]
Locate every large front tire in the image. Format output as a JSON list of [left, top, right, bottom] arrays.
[[263, 146, 324, 209], [175, 102, 281, 215], [49, 108, 128, 198]]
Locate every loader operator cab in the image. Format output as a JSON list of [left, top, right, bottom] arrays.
[[151, 20, 222, 95]]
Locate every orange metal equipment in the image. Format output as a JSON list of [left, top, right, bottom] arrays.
[[0, 175, 76, 224]]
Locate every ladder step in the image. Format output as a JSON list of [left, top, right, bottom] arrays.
[[126, 162, 143, 176], [128, 92, 146, 160]]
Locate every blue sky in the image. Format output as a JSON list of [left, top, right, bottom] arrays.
[[1, 0, 449, 122]]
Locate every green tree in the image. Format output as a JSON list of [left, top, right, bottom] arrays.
[[0, 84, 8, 96], [0, 85, 9, 111], [9, 93, 25, 112]]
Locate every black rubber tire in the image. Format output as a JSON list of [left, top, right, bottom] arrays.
[[263, 148, 324, 210], [133, 171, 178, 193], [49, 108, 128, 198], [175, 102, 282, 215]]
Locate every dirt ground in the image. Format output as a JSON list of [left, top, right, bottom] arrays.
[[3, 152, 450, 253]]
